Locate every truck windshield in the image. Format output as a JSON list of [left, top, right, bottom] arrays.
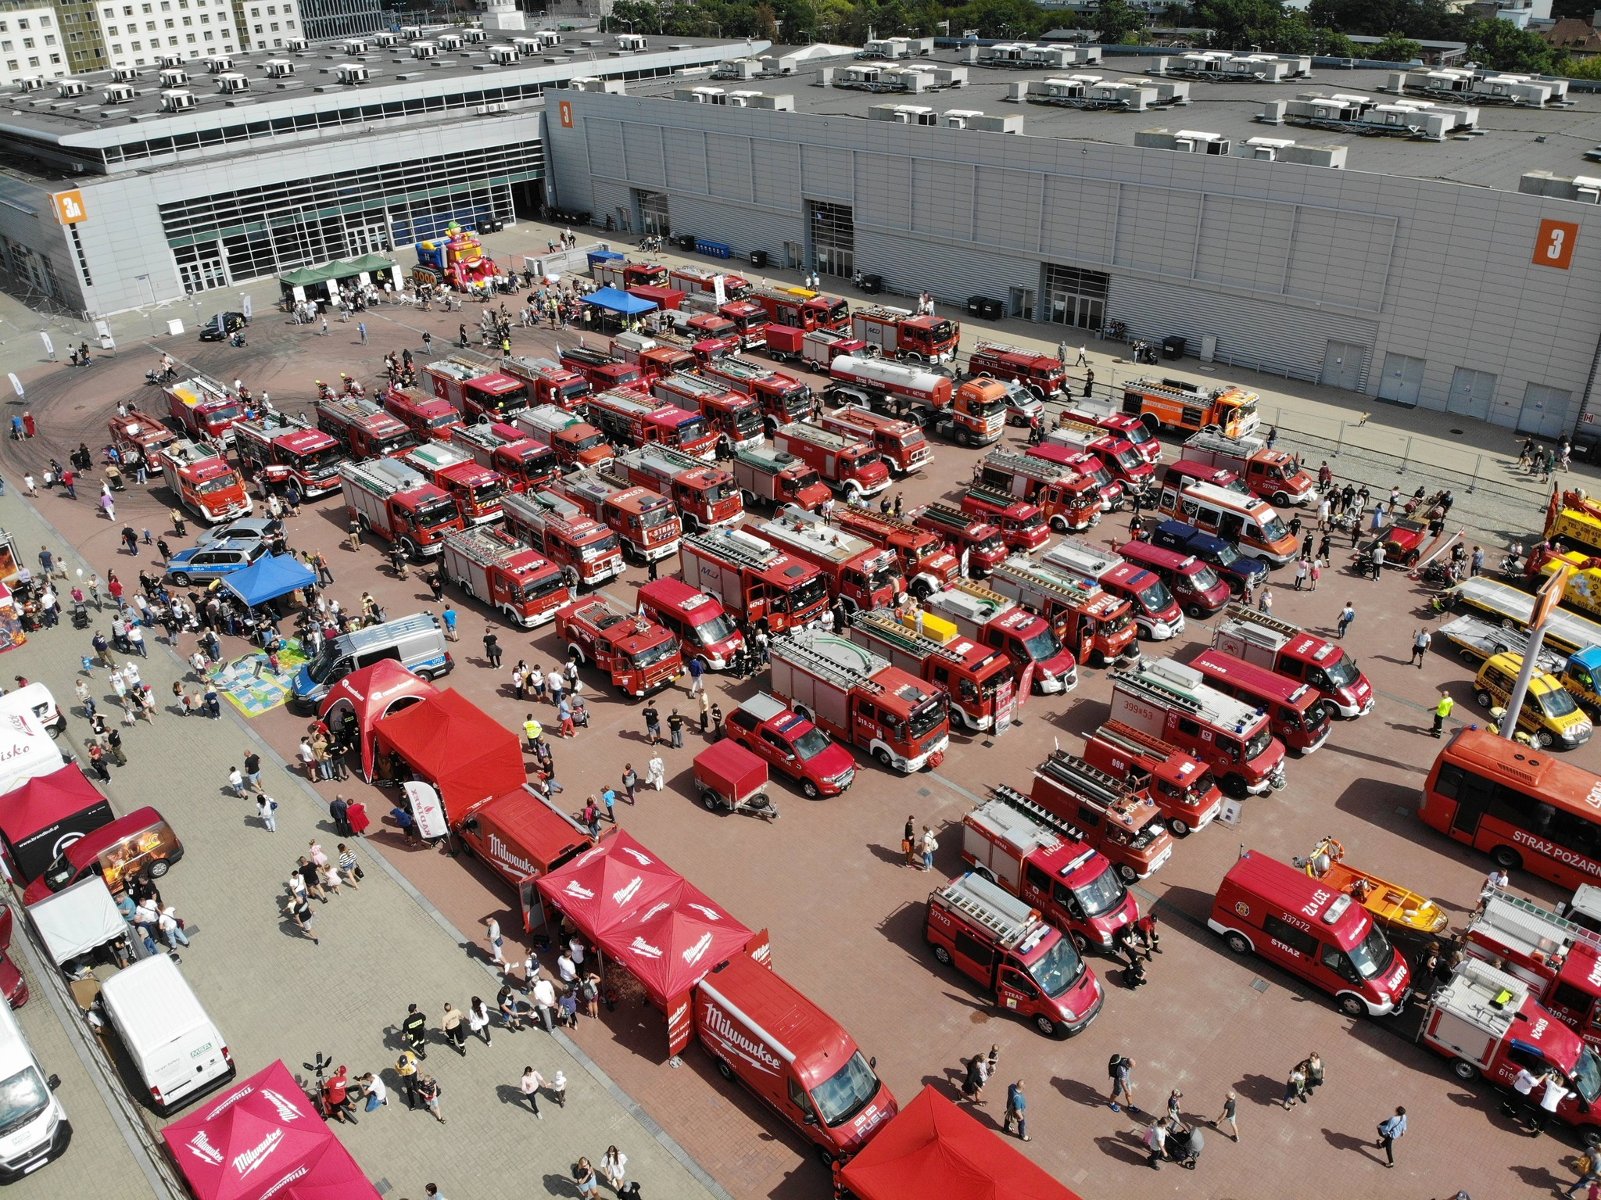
[[1121, 423, 1154, 448], [195, 475, 240, 496], [868, 562, 900, 595], [974, 533, 1005, 558], [691, 611, 736, 646], [302, 447, 344, 476], [377, 433, 419, 457], [1347, 923, 1396, 980], [793, 725, 833, 760], [416, 497, 460, 527], [426, 412, 459, 430], [1316, 655, 1360, 690], [640, 506, 677, 530], [1020, 625, 1063, 664], [1189, 563, 1221, 592], [1074, 868, 1128, 918], [732, 410, 763, 438], [572, 433, 607, 452], [629, 639, 678, 669], [0, 1066, 50, 1139], [582, 534, 620, 560], [1134, 578, 1175, 615], [1259, 513, 1290, 542], [1112, 446, 1142, 471], [970, 393, 1007, 419], [674, 417, 708, 445], [907, 695, 946, 739], [1244, 725, 1274, 762], [1011, 511, 1044, 534], [206, 404, 242, 424], [928, 320, 955, 343], [784, 390, 814, 418], [700, 479, 732, 502], [812, 1051, 881, 1128], [1209, 541, 1242, 568], [306, 644, 342, 684], [789, 469, 822, 492], [560, 381, 591, 403], [1026, 936, 1085, 998], [789, 575, 828, 612], [519, 575, 567, 605], [823, 300, 849, 325], [1575, 1047, 1601, 1107], [470, 482, 502, 504]]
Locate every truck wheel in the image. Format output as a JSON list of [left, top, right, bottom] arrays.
[[715, 1057, 735, 1082], [793, 704, 813, 726], [682, 513, 701, 534], [932, 943, 953, 966], [958, 428, 974, 448], [801, 779, 819, 800], [1336, 993, 1367, 1018], [1185, 603, 1206, 620], [148, 859, 170, 878], [910, 578, 934, 601], [561, 566, 580, 591], [700, 788, 722, 812], [169, 572, 192, 586], [567, 642, 586, 665], [45, 722, 61, 741], [1474, 689, 1492, 708], [1220, 774, 1248, 799], [399, 538, 419, 560], [740, 490, 758, 512], [1141, 413, 1159, 437], [1168, 816, 1192, 838], [1272, 491, 1291, 508], [872, 746, 892, 769], [1535, 729, 1553, 749], [1116, 863, 1139, 885], [814, 1146, 835, 1170], [1223, 931, 1252, 955], [1450, 1059, 1479, 1083], [1049, 515, 1069, 534], [1069, 929, 1088, 953], [1034, 1013, 1061, 1038]]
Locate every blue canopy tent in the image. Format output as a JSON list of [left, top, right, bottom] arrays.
[[221, 553, 316, 608], [581, 286, 656, 317]]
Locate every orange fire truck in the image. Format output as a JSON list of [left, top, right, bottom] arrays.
[[159, 439, 251, 523]]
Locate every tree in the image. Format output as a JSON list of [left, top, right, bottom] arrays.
[[1094, 0, 1147, 45], [1562, 53, 1601, 78], [1466, 17, 1564, 72], [1369, 31, 1423, 61]]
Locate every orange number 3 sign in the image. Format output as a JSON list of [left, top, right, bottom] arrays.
[[1534, 219, 1579, 270]]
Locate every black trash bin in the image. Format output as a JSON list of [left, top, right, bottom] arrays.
[[675, 233, 697, 251], [1162, 336, 1187, 360], [967, 296, 1002, 320], [861, 273, 884, 295], [750, 249, 768, 269]]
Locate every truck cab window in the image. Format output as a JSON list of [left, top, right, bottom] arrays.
[[998, 967, 1038, 997]]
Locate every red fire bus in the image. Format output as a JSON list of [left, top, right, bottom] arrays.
[[1420, 727, 1601, 889]]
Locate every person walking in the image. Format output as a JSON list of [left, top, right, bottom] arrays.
[[1109, 1053, 1136, 1112], [1303, 1051, 1325, 1102], [519, 1066, 546, 1118], [442, 1003, 467, 1055], [1410, 628, 1430, 668], [621, 763, 638, 804], [1258, 587, 1273, 616], [1336, 601, 1355, 640], [402, 1003, 429, 1060], [1212, 1089, 1239, 1142], [646, 753, 666, 791], [485, 917, 505, 966], [227, 766, 246, 798], [1002, 1079, 1029, 1141], [687, 655, 705, 696], [256, 793, 277, 832], [601, 1146, 628, 1192], [642, 703, 662, 746], [1431, 689, 1454, 738], [1564, 1150, 1601, 1197], [482, 630, 502, 669], [468, 997, 494, 1046], [1375, 1106, 1406, 1167], [1282, 1061, 1307, 1109], [441, 605, 458, 641], [395, 1049, 419, 1109], [920, 825, 938, 871], [961, 1052, 988, 1104], [244, 751, 262, 791], [1143, 1117, 1169, 1169], [573, 1158, 598, 1198], [286, 892, 317, 945], [416, 1073, 443, 1123]]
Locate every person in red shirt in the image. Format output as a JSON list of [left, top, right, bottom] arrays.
[[322, 1065, 354, 1123]]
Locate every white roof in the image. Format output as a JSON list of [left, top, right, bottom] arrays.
[[29, 877, 126, 966]]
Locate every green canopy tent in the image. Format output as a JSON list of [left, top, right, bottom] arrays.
[[278, 254, 401, 303]]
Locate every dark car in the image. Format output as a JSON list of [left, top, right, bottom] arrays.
[[198, 311, 247, 342], [1148, 518, 1267, 596]]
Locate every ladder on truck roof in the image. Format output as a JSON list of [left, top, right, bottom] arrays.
[[406, 441, 472, 470], [981, 451, 1074, 484], [659, 372, 726, 397], [1111, 662, 1205, 715], [429, 359, 479, 382], [1476, 887, 1601, 959], [1035, 750, 1136, 810], [1220, 602, 1302, 642], [967, 484, 1030, 511], [857, 305, 913, 323], [1184, 427, 1267, 457], [341, 457, 427, 497], [688, 528, 782, 570], [626, 443, 702, 477], [450, 350, 499, 374], [503, 491, 591, 540], [1046, 536, 1120, 577], [851, 609, 975, 668], [772, 629, 887, 693], [319, 396, 385, 422], [778, 421, 858, 452], [444, 525, 523, 567], [936, 874, 1042, 949], [710, 357, 767, 381], [1095, 719, 1183, 763], [835, 506, 931, 543], [995, 556, 1099, 603], [990, 785, 1096, 857], [559, 471, 629, 507], [593, 388, 656, 414], [917, 502, 978, 530], [1054, 416, 1104, 438], [973, 339, 1039, 359], [761, 510, 869, 563], [560, 347, 618, 368]]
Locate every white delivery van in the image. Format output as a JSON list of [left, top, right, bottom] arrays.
[[0, 684, 65, 739], [99, 955, 234, 1114], [0, 995, 71, 1180]]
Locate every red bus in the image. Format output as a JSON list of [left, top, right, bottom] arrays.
[[1420, 727, 1601, 888]]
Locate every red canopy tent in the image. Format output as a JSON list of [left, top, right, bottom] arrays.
[[838, 1086, 1084, 1200], [317, 661, 436, 781], [0, 763, 114, 882], [161, 1060, 379, 1200], [535, 830, 683, 937], [372, 689, 524, 820]]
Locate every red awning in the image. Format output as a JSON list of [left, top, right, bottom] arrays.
[[0, 764, 114, 881], [317, 660, 436, 781], [838, 1086, 1084, 1200], [161, 1061, 379, 1200], [535, 830, 683, 937], [372, 689, 525, 821], [608, 880, 752, 1008]]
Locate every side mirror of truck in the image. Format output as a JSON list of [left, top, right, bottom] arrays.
[[46, 1075, 60, 1091]]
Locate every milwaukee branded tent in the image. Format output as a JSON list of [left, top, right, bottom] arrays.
[[317, 661, 437, 781], [535, 829, 683, 938], [372, 689, 524, 819], [0, 764, 113, 882]]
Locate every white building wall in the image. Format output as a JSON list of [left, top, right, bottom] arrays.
[[92, 0, 240, 69], [239, 0, 299, 50], [0, 6, 67, 85]]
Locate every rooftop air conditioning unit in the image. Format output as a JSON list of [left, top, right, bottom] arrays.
[[17, 77, 44, 91], [513, 37, 538, 55], [207, 55, 232, 73], [336, 62, 367, 84], [1578, 185, 1601, 204], [437, 33, 461, 50], [264, 58, 293, 78], [159, 68, 187, 87], [373, 32, 395, 47], [490, 46, 517, 65], [57, 79, 86, 97], [216, 72, 248, 93], [284, 35, 307, 51], [112, 65, 138, 82], [411, 41, 437, 59], [400, 24, 421, 39], [160, 88, 195, 111], [102, 83, 134, 103], [158, 53, 181, 67], [340, 38, 367, 54], [462, 27, 485, 43]]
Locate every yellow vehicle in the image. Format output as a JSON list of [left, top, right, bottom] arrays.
[[1545, 489, 1601, 557], [1298, 837, 1448, 936], [1527, 546, 1601, 620], [1474, 652, 1593, 750], [1444, 577, 1601, 659]]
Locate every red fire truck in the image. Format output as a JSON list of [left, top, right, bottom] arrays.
[[1211, 604, 1375, 719], [652, 328, 739, 365], [650, 372, 764, 453], [601, 444, 743, 531], [818, 406, 933, 476], [511, 406, 616, 471], [555, 596, 684, 697], [557, 347, 644, 394], [1029, 751, 1175, 883], [497, 355, 591, 412], [924, 580, 1078, 695], [609, 332, 696, 382], [751, 286, 850, 333], [593, 259, 669, 290], [425, 359, 530, 422], [1110, 657, 1286, 798], [1085, 721, 1224, 837], [827, 357, 1005, 447], [850, 306, 959, 364], [967, 341, 1066, 399], [959, 489, 1048, 553], [339, 458, 464, 559], [315, 396, 420, 460], [1026, 442, 1123, 512], [548, 468, 681, 563], [159, 440, 251, 523], [1044, 538, 1187, 641], [636, 577, 746, 671], [1047, 418, 1155, 492], [679, 528, 829, 634], [764, 324, 869, 371], [768, 629, 950, 774], [1183, 428, 1315, 508], [382, 385, 465, 442], [682, 292, 768, 348], [401, 442, 505, 525], [848, 608, 1016, 733], [107, 409, 176, 471], [1461, 886, 1601, 1054], [974, 451, 1100, 533], [729, 446, 832, 513], [665, 308, 742, 349], [830, 506, 962, 600], [986, 556, 1140, 667], [166, 376, 243, 445], [699, 355, 818, 432], [586, 388, 720, 461], [752, 508, 905, 613], [773, 423, 890, 502], [667, 264, 751, 300], [450, 422, 560, 494], [232, 415, 344, 498], [500, 491, 624, 589], [913, 503, 1008, 578], [625, 284, 682, 313], [439, 526, 570, 628]]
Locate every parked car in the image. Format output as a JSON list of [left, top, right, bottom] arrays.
[[197, 312, 247, 342], [724, 692, 857, 799], [194, 517, 277, 550], [163, 542, 267, 586]]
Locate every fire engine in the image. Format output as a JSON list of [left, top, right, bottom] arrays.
[[1029, 751, 1174, 883], [636, 578, 746, 671], [1109, 657, 1285, 797], [1085, 721, 1224, 837], [967, 341, 1066, 398], [499, 491, 624, 589], [1045, 537, 1187, 641], [649, 372, 763, 453], [592, 259, 669, 290], [107, 409, 176, 471], [159, 439, 250, 523], [450, 422, 560, 493], [586, 388, 720, 461], [497, 355, 591, 412], [1212, 604, 1374, 718], [548, 468, 681, 562], [401, 442, 506, 525], [1047, 417, 1154, 491], [681, 292, 768, 348], [558, 347, 645, 394], [600, 444, 743, 531], [382, 385, 465, 442], [923, 580, 1078, 695], [610, 332, 697, 382], [1122, 377, 1259, 438], [232, 415, 344, 498], [165, 376, 242, 444], [339, 458, 464, 558], [425, 359, 531, 422], [666, 264, 752, 300], [764, 324, 870, 371], [848, 608, 1016, 733], [651, 328, 739, 364], [830, 506, 963, 600], [974, 451, 1100, 532], [959, 488, 1048, 553], [987, 556, 1140, 667], [699, 355, 818, 432], [768, 628, 949, 773], [439, 526, 570, 628], [729, 445, 832, 513], [315, 396, 420, 460], [913, 503, 1008, 577], [679, 528, 830, 634], [772, 422, 890, 501], [511, 406, 615, 470], [850, 305, 960, 363], [665, 308, 742, 348], [1027, 442, 1123, 511], [750, 286, 850, 333], [1182, 428, 1315, 508], [1065, 394, 1164, 465], [818, 406, 933, 476], [827, 356, 1005, 446], [555, 597, 684, 697], [752, 507, 905, 613]]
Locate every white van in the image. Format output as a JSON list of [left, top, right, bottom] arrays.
[[0, 996, 71, 1180], [290, 611, 452, 711], [0, 685, 65, 740], [99, 956, 234, 1114]]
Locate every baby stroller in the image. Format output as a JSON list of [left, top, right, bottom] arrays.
[[71, 603, 91, 630], [1167, 1123, 1203, 1169]]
